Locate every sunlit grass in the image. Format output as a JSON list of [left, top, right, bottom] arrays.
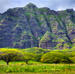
[[0, 61, 75, 73]]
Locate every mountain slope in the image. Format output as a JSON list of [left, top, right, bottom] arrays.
[[0, 3, 75, 49]]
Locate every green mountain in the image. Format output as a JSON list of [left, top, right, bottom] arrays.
[[0, 3, 75, 49]]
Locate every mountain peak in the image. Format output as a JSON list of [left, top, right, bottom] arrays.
[[26, 3, 37, 8]]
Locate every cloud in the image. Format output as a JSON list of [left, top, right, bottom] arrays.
[[0, 0, 75, 13], [0, 0, 10, 13]]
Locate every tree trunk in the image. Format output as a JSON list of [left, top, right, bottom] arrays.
[[7, 61, 9, 65], [25, 60, 28, 64]]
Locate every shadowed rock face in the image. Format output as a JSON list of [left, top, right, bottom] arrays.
[[0, 3, 75, 49]]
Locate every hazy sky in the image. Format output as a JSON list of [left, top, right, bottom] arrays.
[[0, 0, 75, 13]]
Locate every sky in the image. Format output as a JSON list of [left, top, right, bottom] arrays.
[[0, 0, 75, 13]]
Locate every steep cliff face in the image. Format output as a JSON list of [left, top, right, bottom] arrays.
[[0, 3, 75, 49]]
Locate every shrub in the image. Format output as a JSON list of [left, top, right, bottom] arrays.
[[23, 52, 36, 64], [22, 47, 51, 62], [69, 51, 75, 63], [23, 47, 51, 54], [41, 51, 72, 63]]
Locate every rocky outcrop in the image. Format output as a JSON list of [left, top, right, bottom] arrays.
[[0, 3, 75, 49]]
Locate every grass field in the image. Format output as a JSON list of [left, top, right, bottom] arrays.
[[0, 61, 75, 74]]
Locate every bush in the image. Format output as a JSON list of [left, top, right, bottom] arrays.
[[23, 52, 36, 64], [22, 47, 51, 62], [23, 47, 51, 54], [41, 51, 72, 63], [69, 51, 75, 63]]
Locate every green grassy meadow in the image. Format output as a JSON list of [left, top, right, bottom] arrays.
[[0, 61, 75, 74], [0, 47, 75, 74]]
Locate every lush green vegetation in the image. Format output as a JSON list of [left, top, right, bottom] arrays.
[[41, 51, 72, 63], [0, 61, 75, 73], [0, 47, 75, 73], [1, 47, 75, 64]]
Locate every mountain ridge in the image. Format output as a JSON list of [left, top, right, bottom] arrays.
[[0, 3, 75, 49], [1, 3, 75, 14]]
